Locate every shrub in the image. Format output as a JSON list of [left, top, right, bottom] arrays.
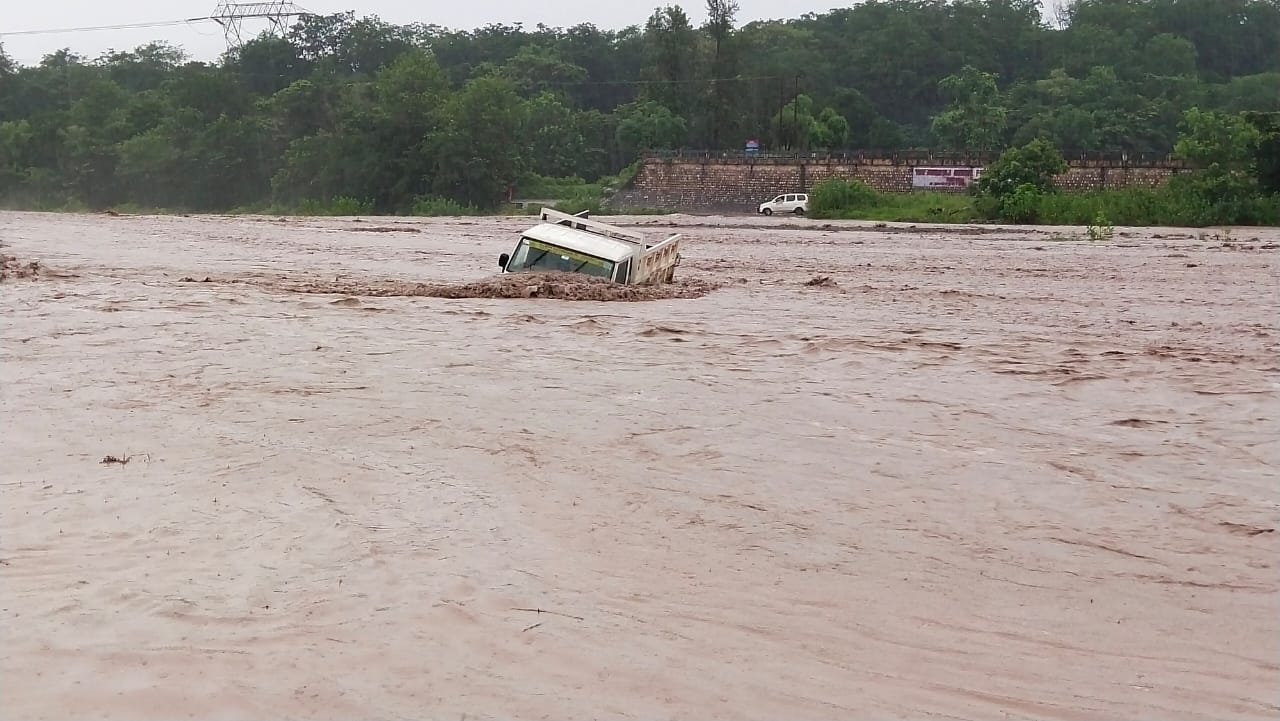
[[971, 138, 1072, 223], [412, 196, 483, 216], [998, 183, 1044, 223], [1086, 212, 1114, 241], [602, 160, 644, 192], [552, 193, 604, 216], [1164, 169, 1280, 226], [985, 182, 1276, 228], [516, 174, 601, 199], [975, 138, 1069, 199], [294, 196, 375, 216], [810, 178, 881, 218]]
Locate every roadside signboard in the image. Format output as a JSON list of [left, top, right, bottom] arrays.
[[911, 166, 984, 189]]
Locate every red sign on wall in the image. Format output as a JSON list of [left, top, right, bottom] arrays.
[[911, 166, 984, 189]]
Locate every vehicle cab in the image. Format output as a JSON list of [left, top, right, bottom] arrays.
[[757, 192, 808, 215], [498, 208, 683, 285], [498, 220, 638, 283]]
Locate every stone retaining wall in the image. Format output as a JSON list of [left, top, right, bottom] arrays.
[[609, 156, 1190, 212]]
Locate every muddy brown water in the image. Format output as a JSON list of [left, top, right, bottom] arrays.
[[2, 211, 1278, 719]]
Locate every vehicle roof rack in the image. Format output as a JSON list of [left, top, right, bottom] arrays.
[[538, 207, 649, 247]]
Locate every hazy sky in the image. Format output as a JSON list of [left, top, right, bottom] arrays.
[[0, 0, 837, 64], [3, 1, 1067, 66]]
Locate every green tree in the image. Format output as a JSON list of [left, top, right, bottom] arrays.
[[771, 94, 850, 150], [1139, 34, 1198, 79], [432, 76, 528, 208], [931, 65, 1008, 150], [1174, 106, 1263, 169], [973, 137, 1069, 221], [702, 0, 740, 148], [1243, 111, 1280, 194], [1166, 107, 1271, 223], [1213, 74, 1280, 114], [976, 137, 1069, 196], [101, 42, 188, 93], [1, 2, 1279, 214], [773, 93, 815, 150], [314, 49, 454, 210], [0, 43, 14, 77], [828, 88, 883, 148], [500, 46, 589, 98], [524, 92, 587, 177], [812, 107, 850, 149], [224, 35, 310, 96], [640, 6, 702, 126], [615, 100, 688, 156], [0, 120, 35, 202]]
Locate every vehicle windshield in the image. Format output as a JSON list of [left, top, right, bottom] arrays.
[[505, 237, 615, 279]]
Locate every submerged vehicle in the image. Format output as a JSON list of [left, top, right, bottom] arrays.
[[498, 208, 683, 285]]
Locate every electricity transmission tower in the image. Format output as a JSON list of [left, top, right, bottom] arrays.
[[210, 1, 310, 50]]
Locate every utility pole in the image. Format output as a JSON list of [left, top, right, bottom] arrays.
[[792, 74, 799, 152], [210, 1, 310, 51], [777, 77, 785, 151], [793, 73, 802, 153]]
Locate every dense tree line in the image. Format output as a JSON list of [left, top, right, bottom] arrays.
[[808, 108, 1280, 226], [1, 0, 1278, 212]]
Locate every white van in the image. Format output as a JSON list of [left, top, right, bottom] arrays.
[[758, 193, 808, 215]]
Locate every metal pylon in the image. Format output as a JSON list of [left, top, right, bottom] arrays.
[[210, 0, 310, 49]]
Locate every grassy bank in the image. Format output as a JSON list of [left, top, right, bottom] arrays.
[[806, 190, 980, 223], [0, 163, 664, 219], [5, 183, 1272, 227], [0, 198, 676, 218], [807, 178, 989, 223], [809, 178, 1279, 228], [1025, 188, 1279, 227]]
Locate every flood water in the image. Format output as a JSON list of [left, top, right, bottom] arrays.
[[2, 210, 1278, 719]]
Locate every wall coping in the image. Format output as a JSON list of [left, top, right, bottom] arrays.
[[642, 149, 1186, 169]]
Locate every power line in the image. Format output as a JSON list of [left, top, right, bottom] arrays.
[[538, 74, 786, 87], [2, 2, 311, 52], [0, 18, 212, 37]]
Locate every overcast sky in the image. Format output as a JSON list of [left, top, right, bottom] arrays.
[[3, 0, 1066, 66], [0, 0, 822, 64]]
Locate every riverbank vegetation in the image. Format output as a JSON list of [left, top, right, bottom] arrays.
[[1, 0, 1277, 216], [810, 109, 1279, 227]]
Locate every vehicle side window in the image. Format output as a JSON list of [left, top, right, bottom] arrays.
[[614, 259, 631, 283], [772, 195, 783, 203]]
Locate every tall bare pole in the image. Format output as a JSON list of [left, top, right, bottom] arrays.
[[793, 73, 801, 152]]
